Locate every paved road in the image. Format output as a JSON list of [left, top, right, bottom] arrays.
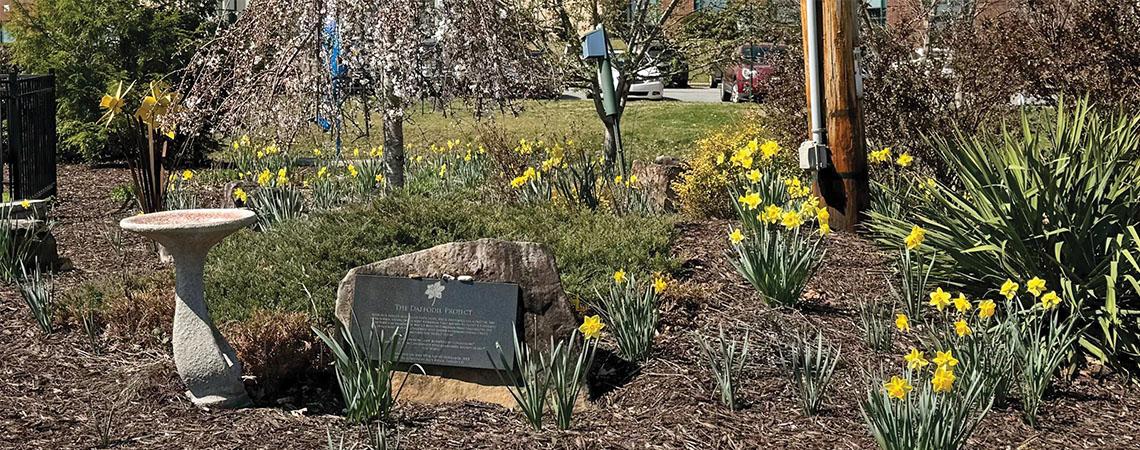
[[562, 87, 725, 104]]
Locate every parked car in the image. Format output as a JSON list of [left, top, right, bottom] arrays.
[[720, 44, 785, 103], [646, 43, 689, 88], [585, 51, 666, 101]]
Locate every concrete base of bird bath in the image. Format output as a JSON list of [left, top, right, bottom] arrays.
[[120, 209, 257, 409]]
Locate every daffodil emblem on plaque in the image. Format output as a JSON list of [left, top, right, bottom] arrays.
[[425, 281, 445, 306]]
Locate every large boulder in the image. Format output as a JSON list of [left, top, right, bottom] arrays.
[[632, 156, 685, 212], [334, 238, 576, 407]]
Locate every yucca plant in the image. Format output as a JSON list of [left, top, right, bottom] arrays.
[[18, 261, 54, 335], [594, 274, 660, 362], [491, 332, 551, 431], [785, 332, 840, 416], [695, 327, 751, 410], [731, 224, 825, 307], [312, 320, 412, 423], [868, 98, 1140, 372]]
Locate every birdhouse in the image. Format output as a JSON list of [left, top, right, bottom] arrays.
[[580, 27, 608, 60]]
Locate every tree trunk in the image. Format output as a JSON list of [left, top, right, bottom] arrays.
[[382, 106, 405, 189]]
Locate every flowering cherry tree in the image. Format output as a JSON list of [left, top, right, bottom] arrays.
[[175, 0, 557, 187]]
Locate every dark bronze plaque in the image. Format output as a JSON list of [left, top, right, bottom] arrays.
[[350, 275, 521, 370]]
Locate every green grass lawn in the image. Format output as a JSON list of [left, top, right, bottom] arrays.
[[396, 99, 746, 162]]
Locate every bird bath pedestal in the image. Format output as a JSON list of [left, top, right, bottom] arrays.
[[120, 209, 256, 408]]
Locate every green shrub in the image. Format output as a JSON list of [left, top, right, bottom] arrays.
[[203, 193, 676, 323], [868, 99, 1140, 372]]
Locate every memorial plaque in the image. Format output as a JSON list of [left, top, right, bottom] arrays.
[[349, 275, 522, 370]]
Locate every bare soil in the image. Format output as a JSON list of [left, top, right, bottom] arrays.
[[0, 165, 1136, 449]]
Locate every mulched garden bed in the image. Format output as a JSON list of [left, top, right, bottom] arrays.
[[0, 165, 1136, 448]]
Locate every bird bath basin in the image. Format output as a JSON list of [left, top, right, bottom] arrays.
[[120, 209, 256, 408]]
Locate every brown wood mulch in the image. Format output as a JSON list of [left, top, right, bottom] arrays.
[[0, 165, 1137, 449]]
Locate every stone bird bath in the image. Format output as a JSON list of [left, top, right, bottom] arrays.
[[120, 209, 256, 408]]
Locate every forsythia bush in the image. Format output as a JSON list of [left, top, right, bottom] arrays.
[[675, 117, 795, 219]]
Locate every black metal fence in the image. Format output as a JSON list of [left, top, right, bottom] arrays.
[[0, 73, 57, 201]]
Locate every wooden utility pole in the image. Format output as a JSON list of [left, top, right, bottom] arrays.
[[802, 0, 868, 231]]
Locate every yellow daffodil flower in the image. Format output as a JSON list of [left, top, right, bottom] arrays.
[[931, 366, 956, 393], [760, 140, 780, 160], [737, 192, 761, 210], [181, 170, 193, 181], [952, 294, 972, 313], [904, 348, 929, 370], [653, 276, 668, 295], [1000, 279, 1019, 300], [746, 169, 761, 183], [233, 187, 248, 203], [613, 269, 627, 284], [276, 168, 288, 186], [978, 299, 995, 320], [729, 228, 745, 245], [781, 211, 803, 229], [19, 199, 31, 209], [579, 315, 604, 339], [884, 375, 912, 400], [347, 164, 359, 178], [929, 287, 951, 311], [762, 205, 782, 224], [1040, 291, 1060, 310], [256, 169, 272, 187], [933, 350, 959, 369], [1027, 277, 1046, 297], [896, 152, 914, 168], [954, 319, 971, 337], [905, 225, 925, 250], [895, 313, 910, 332]]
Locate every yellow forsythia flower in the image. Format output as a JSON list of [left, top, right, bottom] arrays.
[[884, 376, 912, 400], [579, 315, 605, 339]]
